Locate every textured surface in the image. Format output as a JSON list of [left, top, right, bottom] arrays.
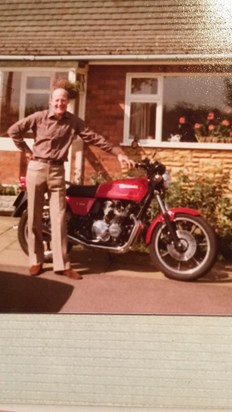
[[1, 217, 232, 409], [0, 315, 232, 409], [0, 0, 232, 56]]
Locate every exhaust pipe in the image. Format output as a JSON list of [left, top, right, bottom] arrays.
[[67, 220, 143, 254]]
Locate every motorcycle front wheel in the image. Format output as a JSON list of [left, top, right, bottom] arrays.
[[18, 209, 73, 262], [150, 213, 217, 281]]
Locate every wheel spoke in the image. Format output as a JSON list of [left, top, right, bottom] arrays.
[[150, 213, 216, 280]]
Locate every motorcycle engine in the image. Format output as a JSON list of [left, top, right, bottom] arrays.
[[91, 200, 133, 243]]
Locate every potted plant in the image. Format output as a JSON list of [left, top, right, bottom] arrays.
[[52, 78, 83, 99]]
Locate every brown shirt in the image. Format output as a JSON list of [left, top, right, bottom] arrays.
[[7, 109, 117, 161]]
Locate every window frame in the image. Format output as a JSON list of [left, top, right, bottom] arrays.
[[20, 71, 53, 118], [124, 73, 163, 147], [0, 67, 78, 128], [123, 72, 232, 150]]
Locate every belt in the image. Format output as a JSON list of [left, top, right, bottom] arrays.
[[34, 157, 64, 166]]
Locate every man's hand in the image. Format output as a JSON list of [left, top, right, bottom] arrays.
[[117, 153, 135, 169], [25, 152, 34, 162]]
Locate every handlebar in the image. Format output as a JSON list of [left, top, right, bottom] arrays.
[[135, 158, 166, 176]]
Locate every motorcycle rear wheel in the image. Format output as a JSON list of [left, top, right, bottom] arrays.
[[149, 213, 217, 281], [18, 209, 73, 262]]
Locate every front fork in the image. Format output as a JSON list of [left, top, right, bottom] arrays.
[[154, 192, 184, 252]]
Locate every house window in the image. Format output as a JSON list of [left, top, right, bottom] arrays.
[[0, 71, 21, 135], [162, 75, 232, 144], [23, 74, 51, 117], [0, 70, 69, 136], [124, 74, 162, 146], [124, 73, 232, 147]]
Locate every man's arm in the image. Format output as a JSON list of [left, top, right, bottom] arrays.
[[7, 115, 36, 156], [76, 118, 135, 169]]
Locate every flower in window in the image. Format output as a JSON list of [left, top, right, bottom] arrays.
[[217, 119, 231, 137], [208, 124, 216, 135], [179, 116, 186, 125], [194, 122, 206, 137], [207, 111, 215, 121], [194, 113, 232, 140]]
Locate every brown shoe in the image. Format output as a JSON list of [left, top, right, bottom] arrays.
[[55, 269, 82, 280], [29, 263, 43, 276]]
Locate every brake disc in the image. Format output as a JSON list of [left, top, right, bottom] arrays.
[[166, 230, 197, 261]]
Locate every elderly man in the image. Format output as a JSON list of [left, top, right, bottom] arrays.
[[8, 87, 134, 280]]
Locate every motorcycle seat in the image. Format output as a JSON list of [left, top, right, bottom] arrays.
[[66, 184, 98, 198]]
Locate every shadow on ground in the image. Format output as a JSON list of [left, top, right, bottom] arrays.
[[70, 248, 232, 283], [199, 263, 232, 283], [0, 271, 74, 313], [70, 249, 158, 275]]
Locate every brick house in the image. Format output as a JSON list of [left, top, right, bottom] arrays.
[[1, 3, 232, 412], [0, 0, 232, 193]]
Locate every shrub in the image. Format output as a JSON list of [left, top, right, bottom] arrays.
[[0, 184, 18, 196], [165, 169, 232, 261]]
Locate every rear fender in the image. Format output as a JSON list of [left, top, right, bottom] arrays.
[[12, 191, 28, 217], [146, 207, 201, 245]]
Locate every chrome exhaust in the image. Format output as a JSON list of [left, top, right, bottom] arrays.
[[67, 220, 143, 254]]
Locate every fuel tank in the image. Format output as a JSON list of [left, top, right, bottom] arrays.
[[95, 177, 148, 201]]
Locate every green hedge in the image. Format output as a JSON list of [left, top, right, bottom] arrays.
[[0, 184, 18, 196], [164, 169, 232, 261]]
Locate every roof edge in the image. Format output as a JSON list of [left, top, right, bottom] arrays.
[[0, 53, 232, 63]]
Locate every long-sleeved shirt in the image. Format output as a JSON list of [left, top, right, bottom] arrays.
[[7, 109, 119, 162]]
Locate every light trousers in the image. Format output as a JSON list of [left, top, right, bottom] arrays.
[[26, 160, 70, 271]]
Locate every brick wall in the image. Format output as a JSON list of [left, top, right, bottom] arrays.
[[85, 66, 127, 145], [2, 143, 231, 193], [0, 150, 27, 184], [82, 65, 232, 194], [81, 145, 232, 197], [144, 147, 232, 196], [1, 64, 232, 193]]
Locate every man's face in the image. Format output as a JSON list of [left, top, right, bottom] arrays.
[[50, 88, 69, 118]]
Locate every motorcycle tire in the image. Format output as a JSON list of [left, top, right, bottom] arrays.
[[18, 209, 73, 262], [149, 213, 217, 281]]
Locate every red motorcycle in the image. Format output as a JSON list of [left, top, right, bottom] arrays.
[[13, 158, 217, 281]]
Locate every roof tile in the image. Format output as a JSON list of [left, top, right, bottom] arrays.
[[0, 0, 231, 57]]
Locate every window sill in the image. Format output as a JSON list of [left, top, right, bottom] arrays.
[[121, 141, 232, 150]]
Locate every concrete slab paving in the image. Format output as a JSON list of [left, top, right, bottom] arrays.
[[1, 215, 232, 315]]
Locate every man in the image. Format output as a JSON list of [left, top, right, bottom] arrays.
[[8, 88, 134, 280]]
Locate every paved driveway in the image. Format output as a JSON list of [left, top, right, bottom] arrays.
[[1, 215, 232, 315]]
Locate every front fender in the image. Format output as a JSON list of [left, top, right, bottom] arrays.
[[146, 207, 201, 245]]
